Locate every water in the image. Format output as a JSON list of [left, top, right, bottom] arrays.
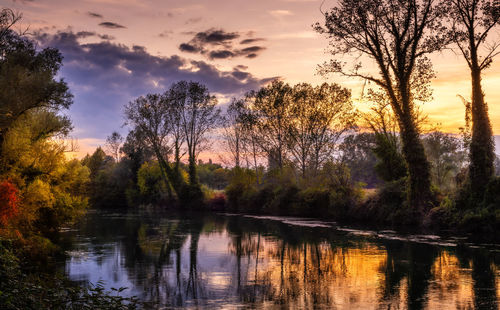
[[60, 210, 500, 309]]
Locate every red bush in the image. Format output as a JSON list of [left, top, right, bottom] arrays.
[[0, 180, 19, 226]]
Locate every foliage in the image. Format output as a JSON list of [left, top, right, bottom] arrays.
[[0, 180, 18, 226], [339, 133, 379, 187]]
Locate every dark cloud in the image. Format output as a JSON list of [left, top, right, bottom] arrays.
[[35, 31, 273, 139], [179, 28, 266, 60], [209, 50, 234, 59], [75, 31, 114, 40], [179, 43, 200, 53], [240, 38, 265, 44], [99, 22, 126, 29], [234, 65, 248, 70], [241, 46, 266, 53], [88, 12, 103, 18]]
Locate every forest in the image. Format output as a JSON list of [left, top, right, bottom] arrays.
[[0, 0, 499, 309]]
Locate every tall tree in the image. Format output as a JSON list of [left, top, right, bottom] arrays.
[[124, 94, 178, 198], [447, 0, 499, 198], [105, 131, 123, 162], [172, 81, 221, 185], [315, 0, 448, 213], [163, 87, 186, 179]]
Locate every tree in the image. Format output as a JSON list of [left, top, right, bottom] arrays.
[[105, 131, 123, 162], [124, 94, 179, 198], [288, 83, 354, 177], [315, 0, 448, 213], [447, 0, 499, 198], [249, 80, 293, 170], [363, 91, 408, 182], [423, 131, 467, 194], [221, 98, 246, 168], [339, 133, 379, 187], [172, 81, 221, 185], [0, 27, 72, 159]]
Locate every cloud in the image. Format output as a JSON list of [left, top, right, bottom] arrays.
[[35, 31, 275, 139], [240, 38, 265, 44], [74, 31, 115, 40], [87, 12, 103, 18], [179, 28, 267, 60], [99, 22, 126, 29]]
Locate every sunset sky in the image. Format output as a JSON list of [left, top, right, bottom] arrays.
[[4, 0, 500, 157]]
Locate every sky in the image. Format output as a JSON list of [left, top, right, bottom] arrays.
[[3, 0, 500, 158]]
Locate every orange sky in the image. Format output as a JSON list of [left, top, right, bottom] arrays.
[[3, 0, 500, 158]]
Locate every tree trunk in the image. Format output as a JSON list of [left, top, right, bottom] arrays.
[[188, 153, 197, 185], [399, 113, 433, 215], [469, 67, 495, 197]]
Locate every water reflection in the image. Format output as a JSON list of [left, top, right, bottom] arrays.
[[62, 211, 499, 309]]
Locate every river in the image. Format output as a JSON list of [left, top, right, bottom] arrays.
[[59, 209, 499, 309]]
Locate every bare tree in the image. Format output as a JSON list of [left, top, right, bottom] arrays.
[[447, 0, 499, 197], [105, 131, 123, 162], [315, 0, 449, 213]]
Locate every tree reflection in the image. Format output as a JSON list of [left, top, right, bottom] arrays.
[[64, 211, 500, 309]]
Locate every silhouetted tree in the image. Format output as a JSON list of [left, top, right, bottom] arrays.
[[171, 81, 221, 185], [248, 80, 293, 170], [447, 0, 500, 198], [221, 98, 246, 168], [315, 0, 449, 214], [288, 83, 354, 177], [105, 131, 123, 162]]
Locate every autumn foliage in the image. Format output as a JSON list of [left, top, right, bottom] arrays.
[[0, 180, 19, 226]]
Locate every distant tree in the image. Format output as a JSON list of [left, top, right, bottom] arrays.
[[447, 0, 500, 197], [120, 128, 153, 183], [315, 0, 449, 213], [105, 131, 123, 162], [339, 133, 379, 187], [423, 131, 468, 194], [171, 81, 221, 185]]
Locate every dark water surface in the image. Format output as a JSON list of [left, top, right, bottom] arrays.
[[60, 210, 499, 309]]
